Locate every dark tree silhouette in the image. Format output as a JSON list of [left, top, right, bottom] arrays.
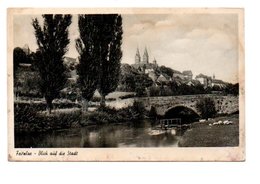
[[32, 14, 72, 114], [75, 14, 123, 107], [97, 15, 123, 107], [196, 97, 217, 119], [76, 15, 100, 111], [13, 47, 27, 77], [13, 47, 28, 99]]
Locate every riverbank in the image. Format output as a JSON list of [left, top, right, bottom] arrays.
[[14, 101, 149, 134], [178, 114, 239, 147]]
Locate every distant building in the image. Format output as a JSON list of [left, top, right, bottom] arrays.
[[22, 44, 30, 55], [211, 75, 226, 88], [182, 70, 193, 81], [172, 70, 185, 80], [142, 47, 149, 64], [195, 73, 212, 88], [135, 48, 141, 65], [172, 70, 193, 81], [132, 47, 158, 72], [152, 58, 157, 66], [157, 74, 170, 85], [147, 71, 158, 82], [64, 56, 79, 84]]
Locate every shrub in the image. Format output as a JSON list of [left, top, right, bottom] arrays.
[[131, 101, 146, 119], [14, 101, 81, 112], [14, 104, 81, 133], [149, 106, 157, 119], [196, 97, 217, 119], [14, 104, 39, 133], [148, 86, 160, 97], [119, 93, 136, 99]]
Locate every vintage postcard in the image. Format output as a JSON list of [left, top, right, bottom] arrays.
[[8, 8, 245, 161]]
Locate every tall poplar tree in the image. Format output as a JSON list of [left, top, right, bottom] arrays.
[[98, 14, 123, 107], [76, 15, 100, 111], [32, 14, 72, 114], [76, 14, 123, 108]]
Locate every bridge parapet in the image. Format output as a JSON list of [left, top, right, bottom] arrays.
[[135, 94, 239, 116]]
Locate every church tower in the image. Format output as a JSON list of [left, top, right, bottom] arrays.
[[135, 48, 141, 64], [153, 57, 157, 66], [142, 47, 149, 64]]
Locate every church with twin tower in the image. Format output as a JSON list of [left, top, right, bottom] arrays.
[[132, 47, 158, 72]]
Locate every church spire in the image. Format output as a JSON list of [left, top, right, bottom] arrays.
[[135, 47, 141, 64], [143, 47, 149, 64], [153, 57, 157, 66]]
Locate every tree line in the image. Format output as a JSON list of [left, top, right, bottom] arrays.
[[14, 14, 123, 114]]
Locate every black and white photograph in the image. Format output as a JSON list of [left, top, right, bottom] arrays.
[[8, 8, 244, 161]]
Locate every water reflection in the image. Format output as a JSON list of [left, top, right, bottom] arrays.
[[15, 120, 182, 148]]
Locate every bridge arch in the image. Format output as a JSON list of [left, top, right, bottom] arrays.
[[163, 105, 200, 123]]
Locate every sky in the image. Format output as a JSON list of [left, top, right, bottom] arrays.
[[13, 13, 239, 83]]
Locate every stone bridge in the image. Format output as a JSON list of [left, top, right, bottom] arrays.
[[134, 94, 239, 116]]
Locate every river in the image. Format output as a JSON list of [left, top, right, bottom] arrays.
[[15, 120, 185, 148]]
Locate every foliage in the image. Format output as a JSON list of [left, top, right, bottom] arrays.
[[76, 15, 101, 110], [119, 64, 153, 96], [97, 15, 123, 106], [13, 47, 27, 77], [148, 86, 160, 96], [15, 104, 81, 133], [32, 14, 72, 113], [84, 101, 147, 125], [159, 65, 174, 77], [14, 101, 81, 111], [75, 14, 123, 107], [134, 74, 153, 96], [196, 97, 217, 119], [131, 101, 146, 119], [224, 83, 239, 95], [149, 106, 158, 119]]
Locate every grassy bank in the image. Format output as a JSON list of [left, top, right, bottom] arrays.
[[178, 114, 239, 147], [14, 101, 148, 133]]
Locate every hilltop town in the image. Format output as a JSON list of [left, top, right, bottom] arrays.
[[130, 47, 227, 89], [14, 44, 238, 101]]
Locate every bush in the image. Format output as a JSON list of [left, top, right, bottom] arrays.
[[196, 97, 217, 119], [149, 106, 157, 119], [119, 93, 136, 99], [14, 104, 81, 133], [148, 86, 160, 97], [14, 101, 81, 112], [131, 101, 146, 119]]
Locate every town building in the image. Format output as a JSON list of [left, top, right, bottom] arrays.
[[195, 73, 212, 88], [211, 75, 226, 88], [182, 70, 193, 81], [22, 44, 31, 55], [172, 70, 193, 81]]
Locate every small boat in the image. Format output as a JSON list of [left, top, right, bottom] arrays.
[[148, 129, 165, 136], [148, 128, 177, 136]]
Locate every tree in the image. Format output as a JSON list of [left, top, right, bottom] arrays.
[[13, 47, 27, 77], [159, 65, 174, 77], [76, 15, 100, 111], [196, 97, 217, 119], [97, 15, 123, 107], [134, 73, 153, 97], [224, 83, 239, 95], [32, 14, 72, 114]]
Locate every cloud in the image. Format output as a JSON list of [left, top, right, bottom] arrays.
[[155, 20, 173, 27]]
